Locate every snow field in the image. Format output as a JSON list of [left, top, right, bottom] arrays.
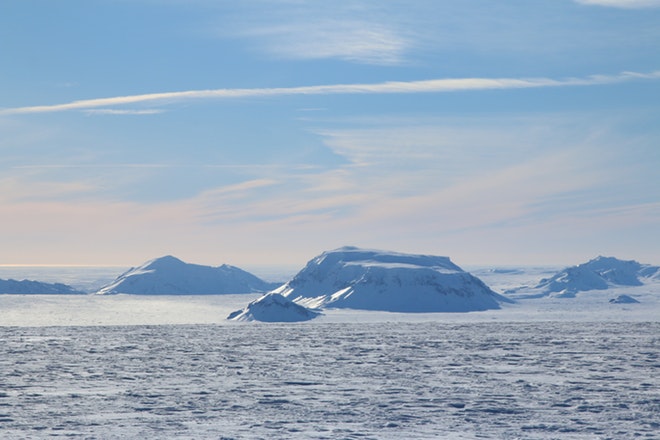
[[0, 322, 658, 439]]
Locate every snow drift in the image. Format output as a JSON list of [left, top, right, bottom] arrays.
[[0, 278, 83, 295], [96, 255, 279, 295], [227, 293, 321, 322], [272, 246, 508, 312]]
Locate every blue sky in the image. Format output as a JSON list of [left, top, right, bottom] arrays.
[[1, 0, 660, 267]]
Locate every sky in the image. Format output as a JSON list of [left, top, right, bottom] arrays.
[[1, 0, 660, 268]]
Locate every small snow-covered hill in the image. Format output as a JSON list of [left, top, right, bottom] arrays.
[[273, 246, 508, 312], [0, 279, 83, 294], [509, 256, 660, 298], [96, 255, 279, 295], [227, 293, 321, 322], [609, 294, 640, 304]]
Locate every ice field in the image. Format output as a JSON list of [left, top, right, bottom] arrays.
[[0, 266, 659, 439], [1, 322, 658, 439]]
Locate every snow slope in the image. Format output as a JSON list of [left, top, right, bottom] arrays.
[[227, 293, 321, 322], [273, 246, 508, 312], [0, 278, 83, 294], [96, 255, 280, 295], [507, 256, 660, 298]]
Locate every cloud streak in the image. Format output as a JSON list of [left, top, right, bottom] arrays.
[[2, 70, 659, 116], [84, 109, 165, 116]]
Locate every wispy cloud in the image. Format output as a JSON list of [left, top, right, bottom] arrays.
[[84, 109, 165, 116], [3, 113, 658, 265], [2, 70, 659, 115], [242, 19, 409, 65], [575, 0, 660, 7], [214, 1, 412, 65], [0, 176, 96, 203], [198, 178, 278, 198]]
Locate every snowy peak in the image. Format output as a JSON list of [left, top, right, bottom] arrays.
[[139, 255, 185, 271], [533, 256, 659, 297], [274, 247, 507, 313], [227, 293, 321, 322], [580, 256, 644, 285], [96, 256, 279, 295]]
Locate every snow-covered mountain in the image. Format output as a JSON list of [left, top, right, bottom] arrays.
[[227, 293, 321, 322], [0, 278, 84, 294], [609, 294, 640, 304], [96, 255, 280, 295], [272, 246, 508, 312], [508, 256, 660, 298]]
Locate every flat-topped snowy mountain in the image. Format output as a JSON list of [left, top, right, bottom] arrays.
[[0, 278, 83, 295], [272, 246, 508, 312], [96, 255, 280, 295], [227, 293, 322, 322], [508, 256, 660, 298]]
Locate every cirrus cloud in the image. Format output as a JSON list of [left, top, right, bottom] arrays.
[[2, 70, 659, 116]]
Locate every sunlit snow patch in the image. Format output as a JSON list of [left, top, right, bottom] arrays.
[[227, 293, 321, 322]]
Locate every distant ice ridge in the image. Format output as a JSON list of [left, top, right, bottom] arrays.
[[0, 278, 83, 295], [227, 293, 322, 322], [507, 256, 660, 298], [96, 255, 280, 295], [269, 246, 509, 313]]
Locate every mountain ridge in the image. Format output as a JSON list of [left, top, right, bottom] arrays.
[[0, 278, 84, 295], [507, 255, 660, 298]]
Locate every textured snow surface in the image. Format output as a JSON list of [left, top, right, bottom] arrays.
[[274, 246, 507, 312], [96, 255, 279, 295], [0, 322, 658, 439], [228, 293, 321, 322]]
